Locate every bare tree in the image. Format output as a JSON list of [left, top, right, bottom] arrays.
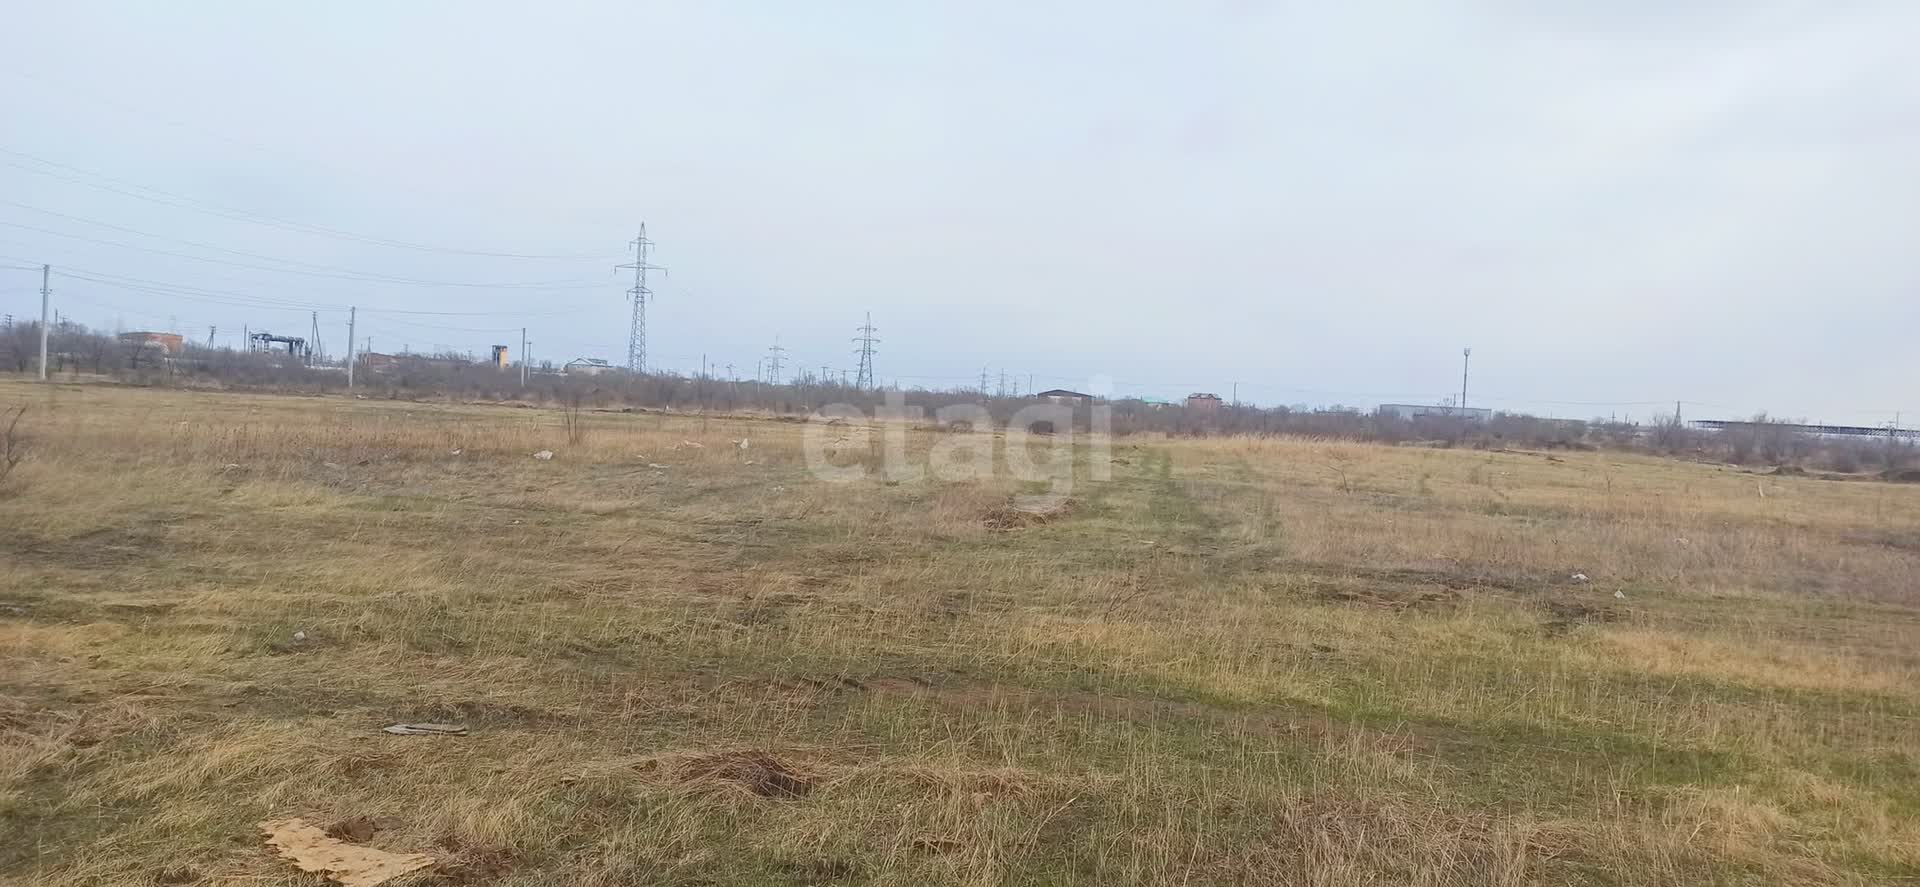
[[563, 392, 588, 446], [0, 405, 27, 488]]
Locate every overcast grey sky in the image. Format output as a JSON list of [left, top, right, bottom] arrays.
[[2, 2, 1914, 421]]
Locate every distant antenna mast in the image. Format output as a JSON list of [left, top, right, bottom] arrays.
[[1460, 347, 1472, 411], [852, 312, 879, 390], [615, 225, 663, 373]]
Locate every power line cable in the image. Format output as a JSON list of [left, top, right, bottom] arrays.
[[0, 145, 620, 260], [0, 219, 608, 289], [59, 269, 338, 310], [56, 267, 601, 321], [0, 199, 613, 285], [0, 66, 616, 237], [359, 314, 529, 335]]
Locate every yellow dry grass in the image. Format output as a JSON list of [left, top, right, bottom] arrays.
[[3, 379, 1920, 885]]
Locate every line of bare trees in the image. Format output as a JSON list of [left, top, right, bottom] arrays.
[[4, 317, 1911, 474]]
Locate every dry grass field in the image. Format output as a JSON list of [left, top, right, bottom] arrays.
[[4, 379, 1920, 886]]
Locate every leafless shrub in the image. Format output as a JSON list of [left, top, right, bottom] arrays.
[[1323, 448, 1355, 494], [1884, 439, 1915, 472], [0, 404, 26, 488], [563, 393, 588, 446], [1646, 412, 1696, 454]]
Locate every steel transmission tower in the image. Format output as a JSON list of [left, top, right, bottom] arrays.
[[852, 312, 879, 390], [766, 339, 787, 384], [615, 225, 663, 373]]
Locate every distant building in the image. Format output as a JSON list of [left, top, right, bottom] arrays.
[[1693, 419, 1920, 440], [119, 331, 185, 355], [1186, 392, 1223, 412], [1036, 388, 1093, 403], [360, 352, 400, 371], [1377, 403, 1492, 422], [359, 352, 466, 373], [565, 357, 615, 376], [489, 345, 510, 369]]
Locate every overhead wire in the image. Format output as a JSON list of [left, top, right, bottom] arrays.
[[0, 143, 621, 260], [0, 66, 627, 251], [0, 199, 614, 284], [0, 219, 611, 289], [54, 267, 604, 323]]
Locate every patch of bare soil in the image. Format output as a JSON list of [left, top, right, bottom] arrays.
[[1313, 575, 1459, 610], [981, 497, 1076, 530], [1315, 582, 1461, 611], [644, 750, 817, 799], [854, 675, 1335, 744], [1539, 598, 1623, 636], [324, 816, 383, 843], [0, 524, 176, 570], [435, 833, 521, 885], [1287, 562, 1531, 593], [1845, 529, 1920, 554]]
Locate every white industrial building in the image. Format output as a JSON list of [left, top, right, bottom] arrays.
[[1377, 403, 1492, 421]]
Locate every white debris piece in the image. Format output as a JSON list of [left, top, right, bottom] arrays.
[[734, 438, 751, 450], [532, 450, 554, 461], [1570, 572, 1590, 583], [450, 448, 463, 456], [647, 463, 669, 470], [292, 630, 307, 642], [381, 723, 468, 736], [1614, 590, 1627, 600]]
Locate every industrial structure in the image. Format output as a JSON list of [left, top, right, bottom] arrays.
[[565, 357, 615, 376], [1377, 403, 1492, 421], [359, 352, 467, 373], [118, 331, 185, 356], [247, 331, 310, 363], [1692, 419, 1920, 439]]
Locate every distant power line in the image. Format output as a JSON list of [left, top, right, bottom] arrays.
[[615, 225, 664, 373], [766, 339, 787, 384], [852, 312, 878, 390], [0, 145, 620, 260], [0, 199, 615, 286], [0, 218, 606, 289], [0, 66, 618, 238], [45, 266, 599, 319]]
